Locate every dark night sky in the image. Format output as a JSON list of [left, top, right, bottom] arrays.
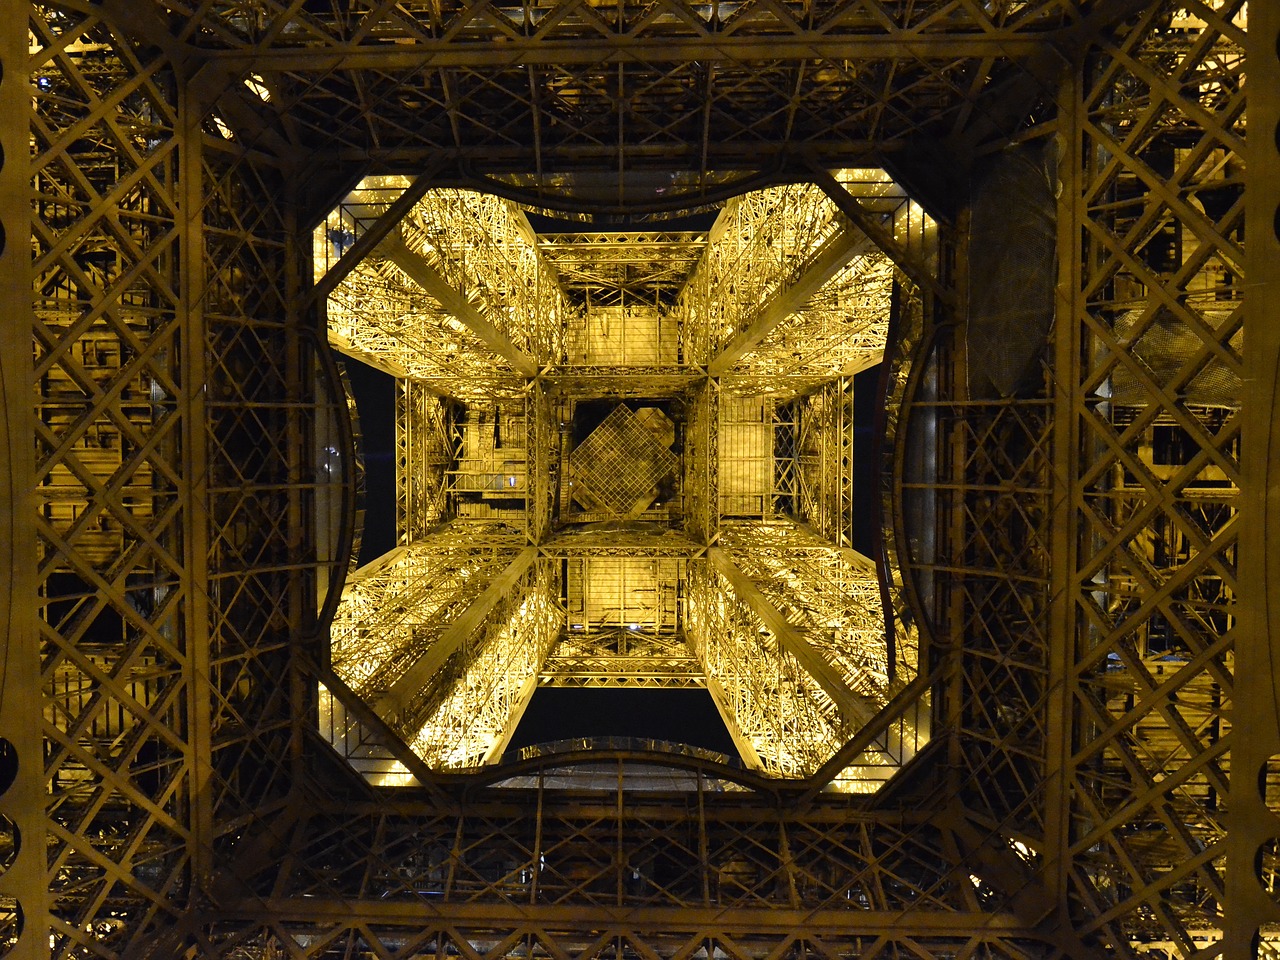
[[340, 356, 882, 755], [341, 357, 398, 567], [851, 363, 879, 557]]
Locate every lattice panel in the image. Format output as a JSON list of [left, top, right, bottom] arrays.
[[796, 379, 854, 546], [396, 380, 451, 543], [936, 401, 1054, 835], [1057, 2, 1242, 953], [569, 404, 678, 517], [728, 252, 892, 392], [30, 11, 194, 956], [408, 561, 562, 768], [679, 183, 847, 358], [225, 779, 978, 917], [330, 528, 525, 698], [154, 0, 1076, 207], [329, 252, 528, 400], [684, 561, 850, 777], [720, 521, 894, 696], [400, 190, 567, 364]]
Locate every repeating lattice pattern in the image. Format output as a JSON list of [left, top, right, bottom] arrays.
[[1060, 2, 1242, 950], [5, 3, 1259, 959], [569, 405, 679, 517]]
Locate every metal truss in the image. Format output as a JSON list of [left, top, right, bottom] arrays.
[[5, 2, 1266, 959], [796, 378, 856, 546], [328, 253, 528, 398], [396, 380, 451, 543], [719, 521, 896, 695], [1047, 4, 1243, 951], [539, 230, 709, 312], [541, 629, 703, 689], [141, 0, 1092, 209], [685, 558, 852, 777], [716, 250, 891, 397], [407, 560, 562, 767], [683, 377, 719, 544], [398, 189, 567, 366], [680, 182, 853, 364], [330, 527, 526, 693]]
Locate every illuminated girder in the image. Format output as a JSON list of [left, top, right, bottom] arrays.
[[396, 380, 450, 543], [541, 629, 703, 689], [678, 182, 852, 365], [796, 378, 855, 547], [683, 378, 718, 543], [684, 560, 850, 777], [719, 520, 900, 697], [537, 231, 709, 311], [538, 527, 704, 558], [399, 189, 568, 366], [328, 255, 526, 399], [329, 525, 526, 705], [407, 560, 562, 768], [722, 253, 893, 395], [526, 381, 555, 543]]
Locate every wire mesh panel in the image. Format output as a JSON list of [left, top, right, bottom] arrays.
[[568, 404, 679, 518]]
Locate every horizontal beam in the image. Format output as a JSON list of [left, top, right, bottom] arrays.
[[378, 231, 540, 377], [376, 548, 538, 716], [209, 35, 1053, 72], [707, 548, 881, 726], [708, 227, 874, 376], [224, 899, 1035, 936]]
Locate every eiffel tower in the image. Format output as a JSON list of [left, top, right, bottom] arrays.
[[0, 2, 1271, 958]]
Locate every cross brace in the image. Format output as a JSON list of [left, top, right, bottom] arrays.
[[708, 548, 881, 727], [708, 227, 875, 375], [379, 231, 541, 377], [376, 548, 539, 716]]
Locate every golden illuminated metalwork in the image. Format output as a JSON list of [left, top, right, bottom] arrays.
[[323, 177, 909, 777], [408, 560, 562, 767], [684, 558, 850, 777], [9, 3, 1258, 959]]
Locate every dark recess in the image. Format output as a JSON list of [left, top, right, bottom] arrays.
[[510, 688, 738, 757], [851, 363, 879, 556], [342, 357, 397, 567]]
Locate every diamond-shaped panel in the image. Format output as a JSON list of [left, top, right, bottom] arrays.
[[569, 405, 678, 517]]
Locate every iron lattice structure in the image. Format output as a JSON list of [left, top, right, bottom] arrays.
[[1, 3, 1274, 960]]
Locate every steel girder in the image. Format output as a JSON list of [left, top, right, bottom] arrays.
[[3, 3, 1262, 960]]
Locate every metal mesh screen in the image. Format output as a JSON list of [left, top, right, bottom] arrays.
[[569, 404, 679, 516]]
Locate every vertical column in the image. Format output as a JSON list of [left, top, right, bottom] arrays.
[[0, 4, 47, 956], [1225, 5, 1280, 956], [1042, 58, 1082, 923], [178, 83, 214, 891]]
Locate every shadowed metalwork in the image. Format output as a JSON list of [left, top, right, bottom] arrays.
[[1, 3, 1264, 960]]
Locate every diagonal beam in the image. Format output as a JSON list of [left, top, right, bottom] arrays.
[[306, 174, 437, 311], [378, 231, 541, 377], [481, 674, 539, 766], [375, 548, 538, 716], [807, 164, 953, 307], [708, 548, 881, 726], [707, 227, 873, 376], [307, 659, 451, 801]]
